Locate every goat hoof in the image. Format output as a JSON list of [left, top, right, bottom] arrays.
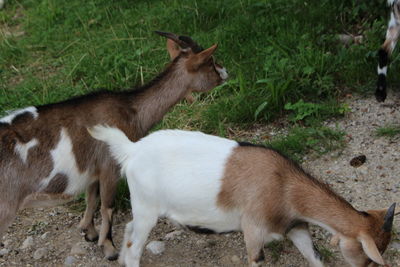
[[102, 241, 119, 261], [106, 252, 119, 261], [84, 233, 99, 242]]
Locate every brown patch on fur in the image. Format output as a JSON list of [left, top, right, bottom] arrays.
[[42, 173, 68, 194], [218, 144, 392, 265], [127, 241, 132, 248]]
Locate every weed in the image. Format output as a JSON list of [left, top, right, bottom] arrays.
[[284, 99, 348, 124], [315, 244, 335, 262], [376, 125, 400, 138], [268, 126, 345, 162], [265, 240, 284, 263]]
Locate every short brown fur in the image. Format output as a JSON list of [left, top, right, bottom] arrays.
[[218, 146, 394, 266]]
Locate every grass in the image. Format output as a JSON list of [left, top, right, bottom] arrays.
[[376, 125, 400, 138], [0, 0, 387, 208]]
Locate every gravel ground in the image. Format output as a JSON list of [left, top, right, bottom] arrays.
[[0, 93, 399, 267]]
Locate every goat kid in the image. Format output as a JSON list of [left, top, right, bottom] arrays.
[[0, 31, 227, 260], [88, 126, 396, 267], [376, 0, 400, 102]]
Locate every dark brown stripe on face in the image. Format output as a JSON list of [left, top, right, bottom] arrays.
[[43, 173, 68, 194]]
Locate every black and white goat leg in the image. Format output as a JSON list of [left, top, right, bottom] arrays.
[[79, 181, 100, 242], [376, 0, 400, 102]]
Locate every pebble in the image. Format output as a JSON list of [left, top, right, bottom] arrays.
[[164, 230, 183, 240], [231, 255, 240, 263], [195, 239, 207, 247], [64, 255, 76, 265], [391, 242, 400, 250], [33, 248, 48, 260], [41, 232, 50, 240], [3, 240, 12, 247], [0, 248, 9, 257], [70, 242, 86, 255], [146, 241, 165, 255], [20, 236, 34, 249]]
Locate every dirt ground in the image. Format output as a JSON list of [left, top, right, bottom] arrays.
[[0, 92, 399, 267]]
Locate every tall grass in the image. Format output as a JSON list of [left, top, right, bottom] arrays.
[[0, 0, 392, 132]]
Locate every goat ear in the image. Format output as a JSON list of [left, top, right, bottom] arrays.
[[166, 39, 181, 60], [359, 234, 385, 265], [188, 44, 218, 69]]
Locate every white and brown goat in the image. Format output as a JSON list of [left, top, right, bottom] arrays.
[[0, 31, 227, 259], [376, 0, 400, 102], [88, 126, 396, 267]]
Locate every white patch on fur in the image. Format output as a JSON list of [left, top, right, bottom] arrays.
[[0, 106, 38, 124], [91, 128, 242, 233], [216, 66, 228, 80], [15, 138, 38, 164], [287, 227, 324, 267], [39, 128, 90, 195], [377, 66, 388, 75], [388, 0, 397, 6]]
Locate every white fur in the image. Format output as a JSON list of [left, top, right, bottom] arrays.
[[0, 106, 38, 124], [0, 0, 4, 9], [287, 227, 324, 267], [14, 138, 38, 164], [39, 128, 90, 195], [89, 127, 241, 266], [377, 66, 388, 75], [216, 66, 228, 80], [388, 0, 396, 6]]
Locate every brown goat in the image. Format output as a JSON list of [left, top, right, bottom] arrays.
[[0, 31, 227, 260]]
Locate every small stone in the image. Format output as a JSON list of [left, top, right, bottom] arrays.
[[146, 241, 165, 255], [391, 241, 400, 250], [231, 255, 240, 263], [64, 256, 76, 265], [0, 248, 9, 257], [21, 236, 34, 249], [195, 239, 207, 247], [70, 243, 86, 255], [3, 240, 12, 247], [164, 230, 183, 240], [33, 248, 48, 260], [41, 232, 50, 240]]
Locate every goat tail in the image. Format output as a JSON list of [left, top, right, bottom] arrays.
[[87, 125, 135, 168]]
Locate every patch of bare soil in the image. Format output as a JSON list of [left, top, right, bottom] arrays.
[[1, 92, 399, 267]]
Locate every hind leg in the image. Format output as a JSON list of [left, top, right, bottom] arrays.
[[287, 222, 324, 267], [119, 205, 158, 267], [98, 169, 119, 260], [79, 181, 99, 242], [0, 202, 17, 241]]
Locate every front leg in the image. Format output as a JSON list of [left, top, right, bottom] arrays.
[[79, 181, 99, 242]]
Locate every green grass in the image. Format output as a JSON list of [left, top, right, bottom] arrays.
[[0, 0, 385, 208], [266, 126, 345, 162], [376, 125, 400, 138]]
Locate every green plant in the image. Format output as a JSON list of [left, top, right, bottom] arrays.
[[265, 240, 284, 263], [376, 125, 400, 137]]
